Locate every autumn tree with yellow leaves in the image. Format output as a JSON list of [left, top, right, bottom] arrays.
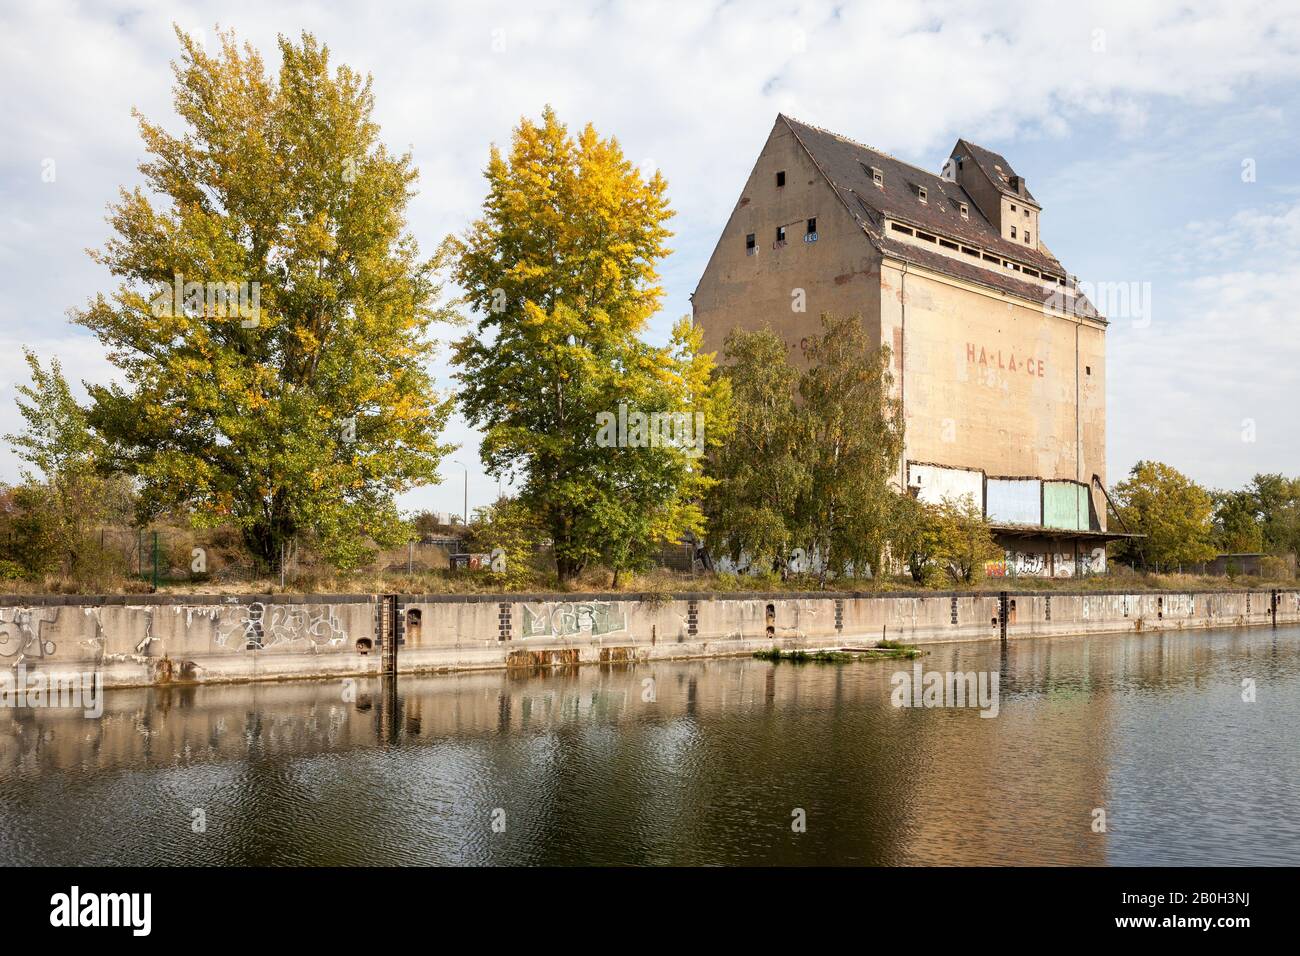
[[73, 29, 455, 570], [453, 109, 731, 582]]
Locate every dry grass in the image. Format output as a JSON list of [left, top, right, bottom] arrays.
[[3, 560, 1293, 598]]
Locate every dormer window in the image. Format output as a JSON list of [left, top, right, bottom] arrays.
[[959, 202, 969, 219], [917, 185, 928, 203], [865, 164, 884, 188], [776, 171, 786, 188]]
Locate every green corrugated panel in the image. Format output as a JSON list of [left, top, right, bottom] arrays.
[[1043, 481, 1088, 531]]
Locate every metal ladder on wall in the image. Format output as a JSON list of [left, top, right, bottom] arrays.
[[376, 594, 400, 675]]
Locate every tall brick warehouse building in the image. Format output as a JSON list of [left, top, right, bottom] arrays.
[[692, 115, 1129, 577]]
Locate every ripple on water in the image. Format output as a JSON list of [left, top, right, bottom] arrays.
[[2, 625, 1299, 865]]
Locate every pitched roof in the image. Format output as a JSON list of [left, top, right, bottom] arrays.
[[954, 138, 1039, 206], [778, 115, 1098, 319]]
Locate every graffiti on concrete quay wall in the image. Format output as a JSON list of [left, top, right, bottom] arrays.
[[215, 603, 348, 650], [521, 602, 628, 639], [0, 608, 59, 665]]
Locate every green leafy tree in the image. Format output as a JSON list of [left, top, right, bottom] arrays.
[[409, 510, 445, 541], [7, 349, 101, 485], [1251, 473, 1300, 557], [0, 484, 62, 577], [469, 497, 545, 589], [588, 320, 731, 587], [1113, 461, 1217, 570], [890, 492, 944, 583], [452, 108, 729, 581], [4, 349, 133, 576], [932, 494, 1002, 584], [798, 314, 903, 582], [704, 327, 808, 575], [1211, 488, 1264, 553], [73, 28, 455, 571]]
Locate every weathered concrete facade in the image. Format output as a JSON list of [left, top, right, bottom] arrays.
[[692, 116, 1112, 573], [3, 589, 1296, 689]]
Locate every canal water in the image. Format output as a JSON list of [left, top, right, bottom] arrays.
[[2, 625, 1298, 866]]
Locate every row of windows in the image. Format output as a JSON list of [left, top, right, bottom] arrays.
[[852, 160, 976, 224], [746, 217, 817, 251], [887, 222, 1063, 284], [771, 163, 1033, 262]]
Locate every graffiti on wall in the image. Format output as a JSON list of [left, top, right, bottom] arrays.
[[215, 603, 348, 650], [0, 608, 59, 666], [521, 602, 627, 639], [1048, 548, 1106, 577], [1015, 553, 1047, 576], [986, 548, 1105, 578]]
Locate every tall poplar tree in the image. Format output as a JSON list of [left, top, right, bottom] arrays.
[[799, 313, 904, 582], [453, 108, 729, 581], [704, 327, 808, 575], [74, 29, 454, 570]]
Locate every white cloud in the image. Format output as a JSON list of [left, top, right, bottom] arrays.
[[1110, 200, 1300, 487], [2, 0, 1299, 509]]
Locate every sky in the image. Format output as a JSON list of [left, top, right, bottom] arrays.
[[2, 0, 1299, 520]]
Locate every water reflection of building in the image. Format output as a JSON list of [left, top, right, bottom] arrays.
[[889, 637, 1113, 864], [2, 650, 1118, 865]]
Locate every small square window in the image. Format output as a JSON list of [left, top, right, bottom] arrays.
[[776, 225, 786, 242], [1010, 203, 1017, 212], [1024, 208, 1030, 218], [776, 171, 786, 187], [806, 217, 817, 234]]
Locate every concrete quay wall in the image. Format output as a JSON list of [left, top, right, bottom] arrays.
[[2, 588, 1296, 688]]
